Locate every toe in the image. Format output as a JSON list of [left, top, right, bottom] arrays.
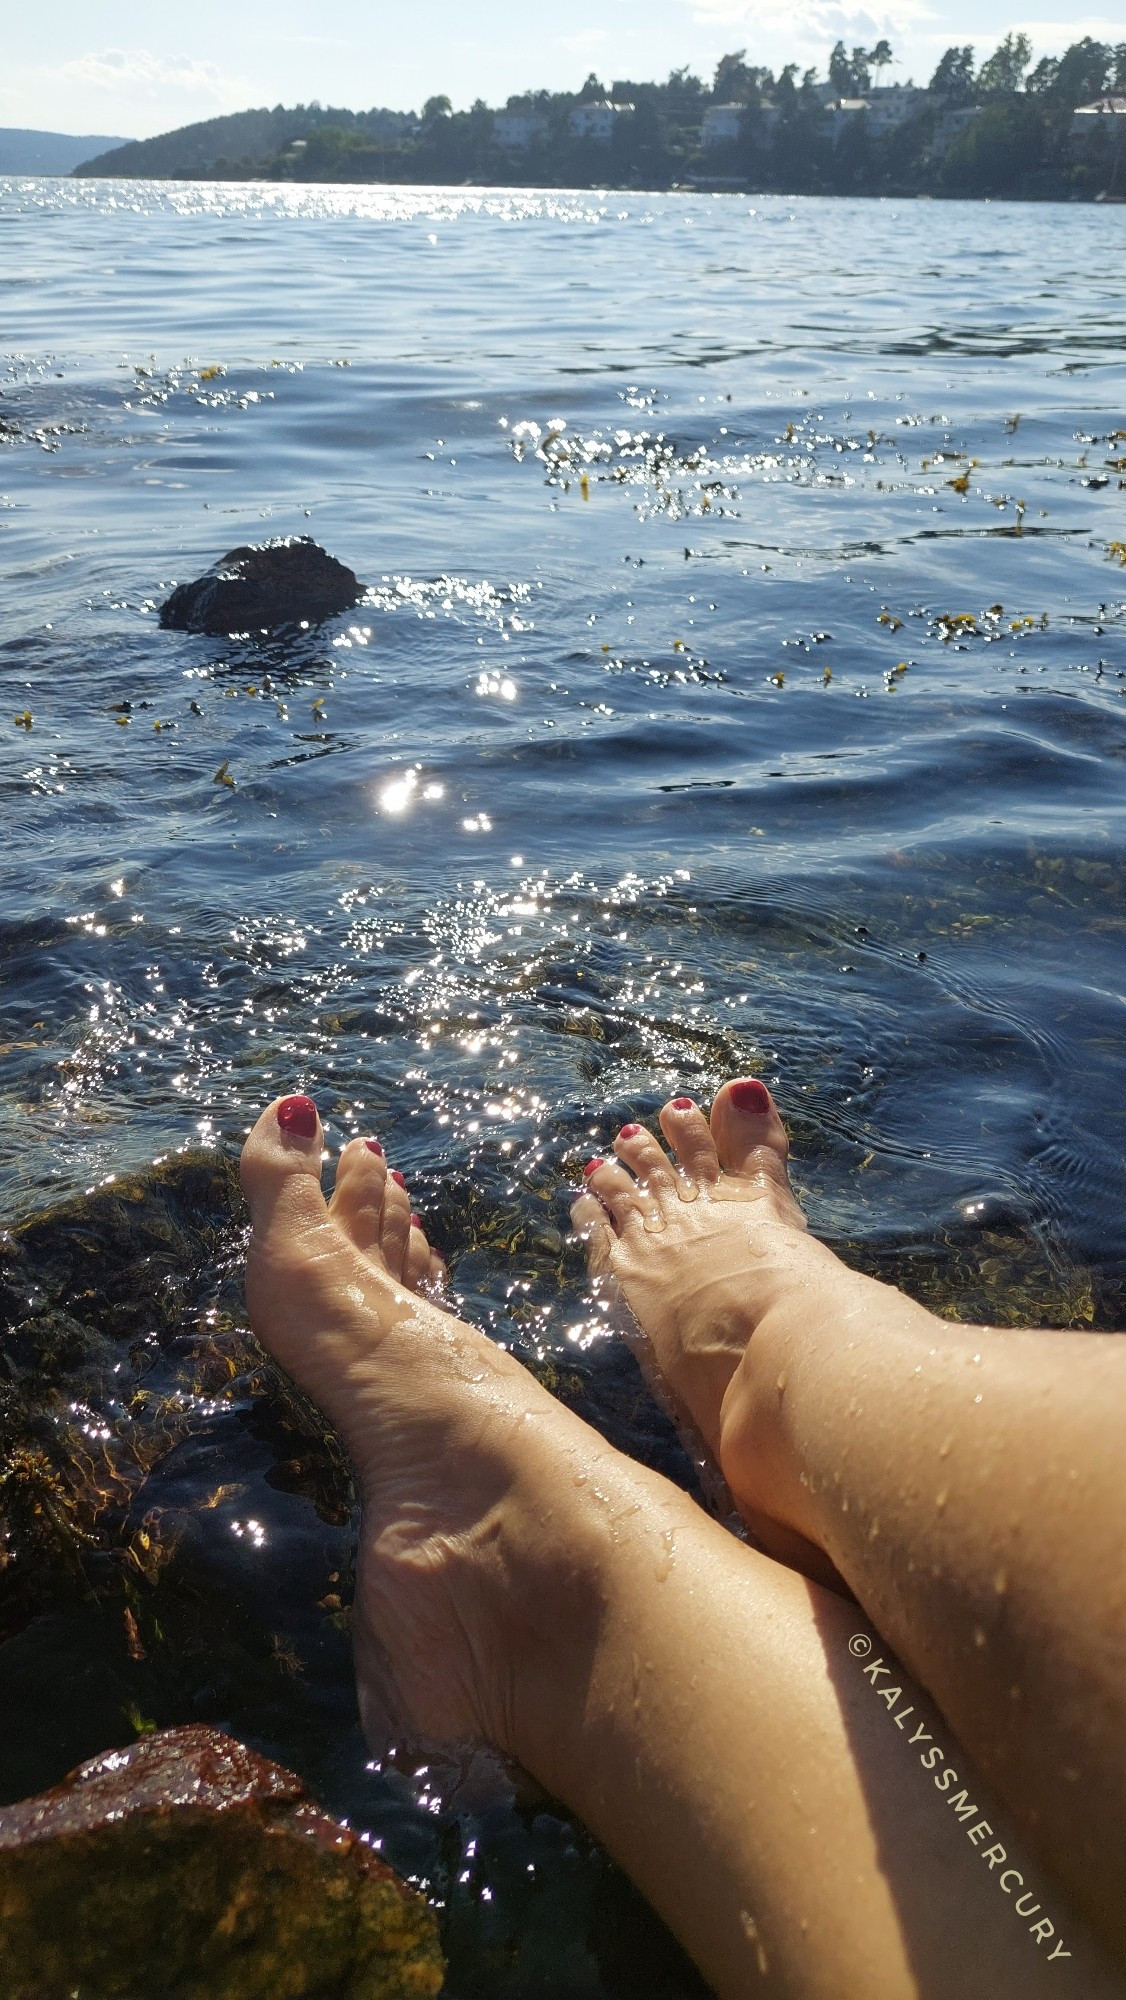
[[710, 1078, 802, 1213], [613, 1123, 678, 1198], [570, 1187, 617, 1279], [329, 1137, 388, 1253], [581, 1156, 659, 1234], [240, 1093, 328, 1242], [427, 1249, 447, 1294], [405, 1213, 432, 1292], [240, 1094, 365, 1362], [379, 1168, 414, 1281], [657, 1096, 721, 1186]]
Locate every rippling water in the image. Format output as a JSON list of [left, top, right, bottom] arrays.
[[2, 177, 1125, 1993]]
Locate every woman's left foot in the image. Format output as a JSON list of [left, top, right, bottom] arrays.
[[239, 1094, 683, 1757]]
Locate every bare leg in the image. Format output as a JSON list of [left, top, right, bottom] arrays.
[[577, 1080, 1126, 1964], [239, 1094, 1120, 2000]]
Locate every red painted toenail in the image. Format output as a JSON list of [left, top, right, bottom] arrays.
[[277, 1094, 317, 1139], [583, 1157, 605, 1176], [618, 1123, 641, 1139], [390, 1170, 407, 1188], [364, 1139, 384, 1156], [410, 1213, 423, 1229], [672, 1096, 694, 1111], [729, 1078, 771, 1115]]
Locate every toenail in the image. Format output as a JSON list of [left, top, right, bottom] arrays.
[[364, 1139, 384, 1155], [390, 1170, 407, 1188], [672, 1096, 694, 1111], [410, 1213, 423, 1229], [583, 1157, 605, 1176], [618, 1124, 641, 1139], [729, 1078, 771, 1115], [277, 1094, 318, 1139]]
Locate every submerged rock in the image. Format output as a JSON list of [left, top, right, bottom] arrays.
[[0, 1724, 444, 1999], [159, 538, 364, 635]]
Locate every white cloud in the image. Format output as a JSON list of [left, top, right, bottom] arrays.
[[1009, 15, 1126, 51], [692, 0, 934, 37], [60, 49, 229, 100]]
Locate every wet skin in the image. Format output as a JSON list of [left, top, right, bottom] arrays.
[[576, 1078, 1126, 1968], [238, 1090, 1124, 1999]]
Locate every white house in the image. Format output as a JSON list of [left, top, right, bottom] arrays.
[[862, 86, 924, 134], [494, 110, 547, 150], [828, 98, 869, 143], [929, 104, 982, 158], [702, 104, 744, 146], [568, 100, 633, 142], [827, 87, 924, 143], [1071, 96, 1126, 144]]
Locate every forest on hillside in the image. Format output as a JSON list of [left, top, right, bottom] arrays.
[[74, 35, 1126, 199]]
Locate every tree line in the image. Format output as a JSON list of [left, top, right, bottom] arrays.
[[75, 35, 1126, 198]]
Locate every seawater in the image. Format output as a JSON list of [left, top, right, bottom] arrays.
[[1, 178, 1125, 1995]]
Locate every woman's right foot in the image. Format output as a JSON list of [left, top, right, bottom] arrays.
[[572, 1079, 934, 1567], [571, 1079, 829, 1459]]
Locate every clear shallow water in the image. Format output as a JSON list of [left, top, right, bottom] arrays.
[[2, 177, 1125, 1992]]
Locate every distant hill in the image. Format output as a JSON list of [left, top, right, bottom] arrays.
[[0, 128, 132, 174], [74, 104, 414, 178]]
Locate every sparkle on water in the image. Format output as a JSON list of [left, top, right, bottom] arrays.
[[1, 175, 1125, 1998]]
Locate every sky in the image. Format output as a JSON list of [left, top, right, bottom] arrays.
[[4, 0, 1123, 142]]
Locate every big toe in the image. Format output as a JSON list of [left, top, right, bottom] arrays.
[[241, 1093, 328, 1236], [710, 1078, 802, 1214], [240, 1093, 345, 1338]]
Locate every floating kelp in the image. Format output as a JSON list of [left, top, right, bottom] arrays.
[[0, 1724, 444, 1999]]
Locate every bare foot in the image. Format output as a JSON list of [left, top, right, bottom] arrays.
[[571, 1078, 921, 1581], [236, 1096, 1119, 2000], [571, 1079, 830, 1454], [240, 1094, 674, 1756]]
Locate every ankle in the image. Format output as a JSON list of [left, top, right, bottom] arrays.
[[715, 1308, 819, 1542], [716, 1276, 954, 1552], [492, 1440, 688, 1784]]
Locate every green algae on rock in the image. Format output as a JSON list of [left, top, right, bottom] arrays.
[[0, 1151, 357, 1792], [0, 1724, 445, 1999]]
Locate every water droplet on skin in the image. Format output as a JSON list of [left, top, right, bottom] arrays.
[[776, 1371, 787, 1397], [935, 1488, 948, 1510], [573, 1471, 588, 1487], [654, 1527, 676, 1582], [641, 1210, 666, 1234], [993, 1568, 1008, 1596], [739, 1912, 769, 1976]]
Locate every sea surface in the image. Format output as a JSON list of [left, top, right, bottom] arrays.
[[1, 177, 1125, 1994]]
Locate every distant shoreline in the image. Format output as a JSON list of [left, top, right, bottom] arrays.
[[27, 171, 1124, 205]]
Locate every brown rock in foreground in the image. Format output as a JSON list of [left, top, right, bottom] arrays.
[[0, 1725, 444, 2000]]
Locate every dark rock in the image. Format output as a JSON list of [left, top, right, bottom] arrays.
[[159, 538, 364, 635], [0, 1724, 445, 1999]]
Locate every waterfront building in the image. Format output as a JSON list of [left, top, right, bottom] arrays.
[[1071, 96, 1126, 144], [862, 86, 926, 134], [929, 104, 983, 158], [567, 100, 633, 142], [494, 110, 547, 150], [702, 104, 744, 146]]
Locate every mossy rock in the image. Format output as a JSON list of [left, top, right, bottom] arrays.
[[0, 1725, 444, 1999]]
